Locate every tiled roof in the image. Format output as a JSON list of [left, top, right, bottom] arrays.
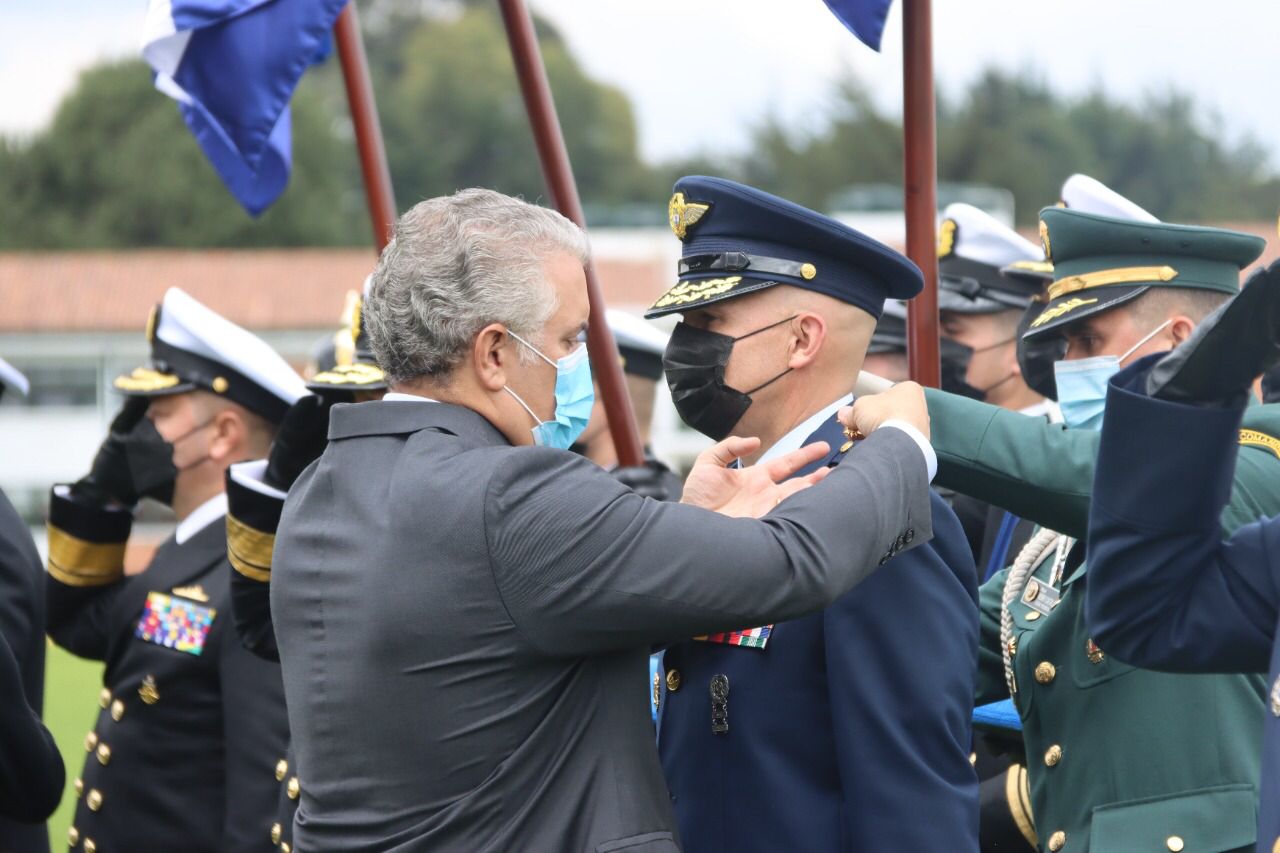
[[0, 249, 670, 332]]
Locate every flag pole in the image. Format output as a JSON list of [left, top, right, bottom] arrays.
[[334, 2, 397, 252], [497, 0, 645, 468], [902, 0, 940, 387]]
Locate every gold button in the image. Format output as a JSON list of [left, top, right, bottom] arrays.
[[287, 776, 300, 800], [1167, 836, 1184, 852], [96, 743, 111, 766], [969, 752, 977, 765], [68, 826, 80, 846], [74, 777, 84, 797], [84, 731, 99, 752], [83, 840, 97, 853], [1035, 662, 1057, 684], [666, 669, 681, 692], [1025, 610, 1041, 622], [139, 675, 160, 705], [87, 789, 103, 812], [800, 262, 817, 280], [98, 688, 111, 709], [1024, 579, 1040, 602], [212, 376, 229, 393], [1044, 744, 1063, 767], [281, 843, 292, 853], [1272, 836, 1280, 853], [275, 758, 289, 781], [271, 823, 283, 845], [1048, 830, 1066, 851], [110, 699, 125, 722]]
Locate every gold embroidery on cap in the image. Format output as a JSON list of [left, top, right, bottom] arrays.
[[1048, 266, 1177, 301], [1030, 297, 1099, 329], [668, 192, 711, 241], [113, 367, 181, 393], [651, 276, 743, 310], [309, 363, 386, 387], [937, 219, 957, 259]]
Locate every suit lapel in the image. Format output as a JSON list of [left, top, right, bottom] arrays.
[[793, 401, 854, 478]]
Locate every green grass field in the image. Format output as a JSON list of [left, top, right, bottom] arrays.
[[42, 642, 104, 849]]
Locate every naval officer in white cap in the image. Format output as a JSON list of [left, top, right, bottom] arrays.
[[45, 287, 306, 853]]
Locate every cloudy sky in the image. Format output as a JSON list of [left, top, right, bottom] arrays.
[[5, 1, 1277, 166]]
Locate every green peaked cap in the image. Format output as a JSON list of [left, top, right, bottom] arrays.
[[1024, 207, 1265, 339]]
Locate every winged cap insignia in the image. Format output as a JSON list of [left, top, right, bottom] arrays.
[[669, 192, 711, 240]]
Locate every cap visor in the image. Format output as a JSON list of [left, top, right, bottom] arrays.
[[644, 277, 778, 319], [938, 287, 1014, 315], [1022, 285, 1148, 340], [112, 366, 196, 397]]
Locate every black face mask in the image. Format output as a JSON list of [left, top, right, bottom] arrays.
[[124, 418, 212, 507], [663, 316, 796, 440], [940, 339, 985, 400], [1015, 304, 1065, 401]]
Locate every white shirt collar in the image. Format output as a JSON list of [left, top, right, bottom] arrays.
[[1019, 399, 1062, 423], [175, 493, 228, 545], [758, 397, 848, 465], [382, 392, 439, 403]]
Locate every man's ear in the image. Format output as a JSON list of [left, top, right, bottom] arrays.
[[473, 323, 513, 392], [1169, 314, 1197, 347], [788, 313, 827, 370], [207, 407, 246, 463]]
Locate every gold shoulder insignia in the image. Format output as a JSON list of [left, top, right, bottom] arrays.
[[669, 192, 711, 240], [1240, 429, 1280, 460], [172, 584, 210, 603], [1039, 220, 1052, 261], [937, 218, 957, 259]]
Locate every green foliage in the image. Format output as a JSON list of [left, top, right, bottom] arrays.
[[737, 66, 1279, 225], [1, 9, 1275, 248]]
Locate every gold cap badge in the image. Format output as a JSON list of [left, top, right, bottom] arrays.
[[669, 192, 711, 241], [937, 219, 957, 259]]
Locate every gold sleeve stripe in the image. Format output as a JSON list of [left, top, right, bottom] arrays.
[[1240, 429, 1280, 460], [226, 514, 274, 582], [47, 525, 126, 587], [1005, 763, 1037, 848]]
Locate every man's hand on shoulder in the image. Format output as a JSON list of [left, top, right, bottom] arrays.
[[841, 381, 930, 441]]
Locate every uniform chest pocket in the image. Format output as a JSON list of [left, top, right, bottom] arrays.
[[1089, 783, 1256, 852], [1072, 636, 1136, 689], [134, 591, 217, 656]]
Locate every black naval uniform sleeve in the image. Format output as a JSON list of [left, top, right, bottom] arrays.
[[225, 468, 285, 662], [44, 486, 134, 660], [0, 630, 64, 823], [217, 597, 292, 849], [484, 428, 932, 656]]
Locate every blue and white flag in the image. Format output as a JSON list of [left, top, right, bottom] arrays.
[[821, 0, 894, 51], [143, 0, 349, 216]]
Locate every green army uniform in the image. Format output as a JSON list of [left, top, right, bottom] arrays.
[[925, 208, 1279, 852]]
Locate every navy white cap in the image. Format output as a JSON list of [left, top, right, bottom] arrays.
[[308, 277, 388, 393], [0, 357, 29, 398], [937, 203, 1044, 314], [1060, 174, 1158, 222], [114, 287, 307, 423], [606, 310, 669, 380]]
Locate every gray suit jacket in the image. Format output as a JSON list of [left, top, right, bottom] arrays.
[[272, 400, 932, 852]]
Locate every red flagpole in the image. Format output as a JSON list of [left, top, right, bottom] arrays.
[[334, 2, 397, 252], [497, 0, 645, 468], [902, 0, 940, 387]]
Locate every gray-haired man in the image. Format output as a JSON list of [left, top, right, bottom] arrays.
[[270, 188, 937, 851]]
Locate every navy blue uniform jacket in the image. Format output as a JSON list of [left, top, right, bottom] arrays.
[[1087, 358, 1280, 853], [657, 413, 980, 852]]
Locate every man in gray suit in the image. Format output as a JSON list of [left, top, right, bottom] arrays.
[[271, 188, 937, 852]]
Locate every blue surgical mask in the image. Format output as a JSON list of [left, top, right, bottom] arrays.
[[1054, 319, 1172, 431], [504, 330, 594, 450]]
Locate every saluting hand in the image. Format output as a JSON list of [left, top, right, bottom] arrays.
[[680, 436, 831, 518], [839, 381, 930, 442]]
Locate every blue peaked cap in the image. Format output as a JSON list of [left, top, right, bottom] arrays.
[[645, 176, 923, 320]]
